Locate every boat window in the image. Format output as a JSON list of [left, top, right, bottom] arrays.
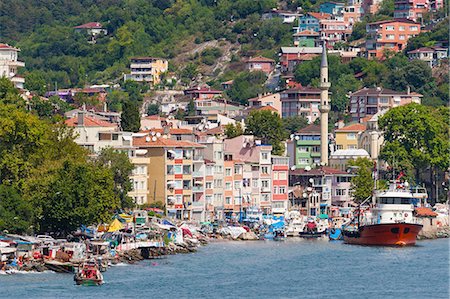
[[404, 228, 410, 234], [391, 228, 399, 234], [378, 197, 411, 204]]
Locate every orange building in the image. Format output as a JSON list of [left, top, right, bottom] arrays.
[[366, 19, 421, 58]]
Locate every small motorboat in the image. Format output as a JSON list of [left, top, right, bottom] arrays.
[[273, 229, 286, 241], [299, 218, 327, 238], [74, 260, 104, 286]]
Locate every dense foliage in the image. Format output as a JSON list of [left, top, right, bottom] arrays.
[[0, 78, 123, 234], [2, 0, 281, 89], [348, 158, 374, 203]]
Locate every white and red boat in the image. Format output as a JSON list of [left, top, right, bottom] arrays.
[[343, 181, 425, 246]]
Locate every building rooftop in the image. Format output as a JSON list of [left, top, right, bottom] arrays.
[[331, 149, 370, 157], [350, 87, 422, 97], [407, 46, 447, 54], [307, 12, 332, 20], [367, 19, 420, 26], [293, 29, 320, 37], [74, 22, 104, 29], [290, 166, 348, 176], [335, 123, 366, 132], [281, 47, 323, 54], [65, 115, 117, 127], [131, 57, 167, 61], [133, 136, 205, 148], [0, 43, 19, 51], [247, 56, 276, 63], [296, 124, 321, 134], [414, 207, 438, 217]]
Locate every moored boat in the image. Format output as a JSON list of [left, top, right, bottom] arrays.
[[343, 181, 423, 246], [74, 260, 104, 286]]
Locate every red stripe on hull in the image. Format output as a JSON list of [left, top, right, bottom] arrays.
[[344, 223, 423, 246]]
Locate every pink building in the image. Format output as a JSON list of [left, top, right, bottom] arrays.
[[319, 19, 353, 45], [246, 56, 275, 74], [394, 0, 429, 21], [271, 156, 290, 213]]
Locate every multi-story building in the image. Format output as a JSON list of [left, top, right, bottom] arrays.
[[289, 166, 355, 215], [358, 110, 387, 160], [293, 30, 320, 47], [407, 46, 448, 68], [0, 43, 25, 89], [349, 87, 422, 120], [73, 22, 108, 36], [280, 87, 322, 123], [247, 93, 282, 115], [246, 56, 275, 74], [335, 123, 367, 150], [394, 0, 429, 21], [362, 0, 384, 15], [320, 2, 345, 14], [319, 19, 353, 45], [128, 152, 151, 206], [132, 135, 206, 220], [203, 141, 226, 221], [124, 57, 168, 86], [343, 0, 363, 24], [297, 12, 331, 32], [223, 135, 274, 216], [271, 156, 290, 214], [365, 19, 421, 58], [287, 124, 322, 170], [280, 47, 322, 74], [329, 148, 371, 171]]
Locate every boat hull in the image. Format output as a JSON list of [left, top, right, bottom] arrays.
[[343, 223, 422, 246]]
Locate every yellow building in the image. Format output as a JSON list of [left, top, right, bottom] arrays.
[[335, 123, 366, 150], [125, 57, 169, 86], [133, 135, 205, 220]]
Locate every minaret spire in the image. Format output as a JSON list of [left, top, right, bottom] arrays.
[[319, 41, 330, 166]]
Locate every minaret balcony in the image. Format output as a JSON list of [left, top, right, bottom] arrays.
[[319, 82, 331, 89], [319, 104, 330, 113]]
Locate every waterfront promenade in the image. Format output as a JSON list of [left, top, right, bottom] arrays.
[[1, 238, 448, 299]]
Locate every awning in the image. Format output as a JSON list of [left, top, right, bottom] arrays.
[[108, 219, 123, 232], [122, 135, 132, 141]]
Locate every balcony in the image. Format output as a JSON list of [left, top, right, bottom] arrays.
[[193, 155, 203, 162], [192, 171, 203, 177], [193, 186, 204, 192]]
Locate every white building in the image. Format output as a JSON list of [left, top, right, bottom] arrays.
[[0, 43, 25, 89]]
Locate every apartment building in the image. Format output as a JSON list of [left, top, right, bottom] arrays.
[[365, 19, 421, 58], [203, 141, 226, 221], [297, 12, 331, 32], [132, 135, 205, 220], [319, 19, 353, 46], [246, 56, 275, 74], [271, 156, 290, 214], [287, 124, 323, 170], [128, 151, 151, 206], [349, 87, 422, 120], [293, 30, 320, 47], [335, 123, 367, 150], [407, 46, 448, 68], [247, 93, 282, 115], [394, 0, 429, 21], [280, 87, 323, 123], [124, 57, 168, 86], [0, 43, 25, 89]]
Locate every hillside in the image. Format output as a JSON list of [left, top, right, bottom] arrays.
[[1, 0, 293, 90]]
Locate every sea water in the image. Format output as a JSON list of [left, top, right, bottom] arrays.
[[0, 238, 448, 299]]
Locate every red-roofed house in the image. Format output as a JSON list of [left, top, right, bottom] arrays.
[[0, 43, 25, 89], [74, 22, 107, 35], [246, 56, 275, 74], [407, 46, 448, 68], [248, 93, 282, 115], [335, 123, 367, 150], [64, 111, 132, 154]]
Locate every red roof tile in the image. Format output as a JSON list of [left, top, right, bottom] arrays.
[[203, 125, 225, 135], [0, 43, 18, 50], [65, 115, 117, 127], [414, 207, 438, 217], [335, 123, 366, 132], [144, 115, 166, 121], [133, 136, 205, 148], [74, 22, 104, 29], [247, 56, 275, 63], [308, 12, 331, 20], [296, 124, 321, 134], [257, 105, 278, 112]]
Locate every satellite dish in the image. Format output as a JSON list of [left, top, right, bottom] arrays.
[[162, 134, 168, 139], [305, 166, 311, 171], [290, 134, 294, 140], [145, 136, 150, 142], [295, 136, 300, 140], [151, 136, 157, 142], [309, 178, 314, 183], [156, 132, 161, 137], [151, 131, 156, 136], [290, 166, 296, 171]]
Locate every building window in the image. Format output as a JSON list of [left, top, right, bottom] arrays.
[[409, 26, 418, 31], [347, 133, 356, 140], [182, 165, 191, 174], [205, 195, 212, 203], [261, 180, 270, 188], [206, 166, 213, 175], [173, 165, 182, 174], [261, 166, 269, 174], [214, 165, 223, 173], [261, 152, 269, 160], [214, 151, 223, 160], [206, 182, 212, 189], [214, 179, 222, 188], [399, 34, 405, 40], [299, 158, 309, 164], [234, 165, 242, 174], [336, 189, 346, 196], [274, 186, 278, 194], [183, 180, 191, 189], [386, 34, 395, 40], [253, 179, 259, 188], [225, 197, 232, 204], [298, 146, 309, 153], [385, 25, 394, 31], [225, 168, 232, 176], [279, 186, 286, 194], [279, 172, 287, 180], [234, 181, 241, 190], [261, 194, 270, 202], [399, 26, 405, 31]]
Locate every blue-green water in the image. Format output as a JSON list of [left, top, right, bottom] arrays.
[[1, 238, 449, 299]]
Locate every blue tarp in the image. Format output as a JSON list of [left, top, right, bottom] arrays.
[[270, 221, 285, 229], [162, 219, 176, 227]]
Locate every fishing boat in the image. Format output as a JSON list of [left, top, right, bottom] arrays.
[[298, 218, 327, 238], [74, 260, 104, 286], [343, 180, 423, 246]]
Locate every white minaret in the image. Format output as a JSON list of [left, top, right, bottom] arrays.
[[319, 41, 331, 165]]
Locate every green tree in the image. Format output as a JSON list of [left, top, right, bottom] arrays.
[[147, 103, 160, 115], [282, 116, 308, 134], [185, 99, 196, 117], [97, 148, 134, 209], [332, 74, 362, 113], [224, 122, 244, 138], [245, 110, 287, 155], [24, 71, 47, 95], [180, 63, 199, 84], [121, 100, 141, 132], [30, 96, 54, 118], [378, 104, 449, 183], [35, 161, 119, 234], [348, 158, 374, 203], [0, 185, 33, 234], [0, 77, 24, 107], [107, 90, 129, 112], [226, 71, 267, 104]]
